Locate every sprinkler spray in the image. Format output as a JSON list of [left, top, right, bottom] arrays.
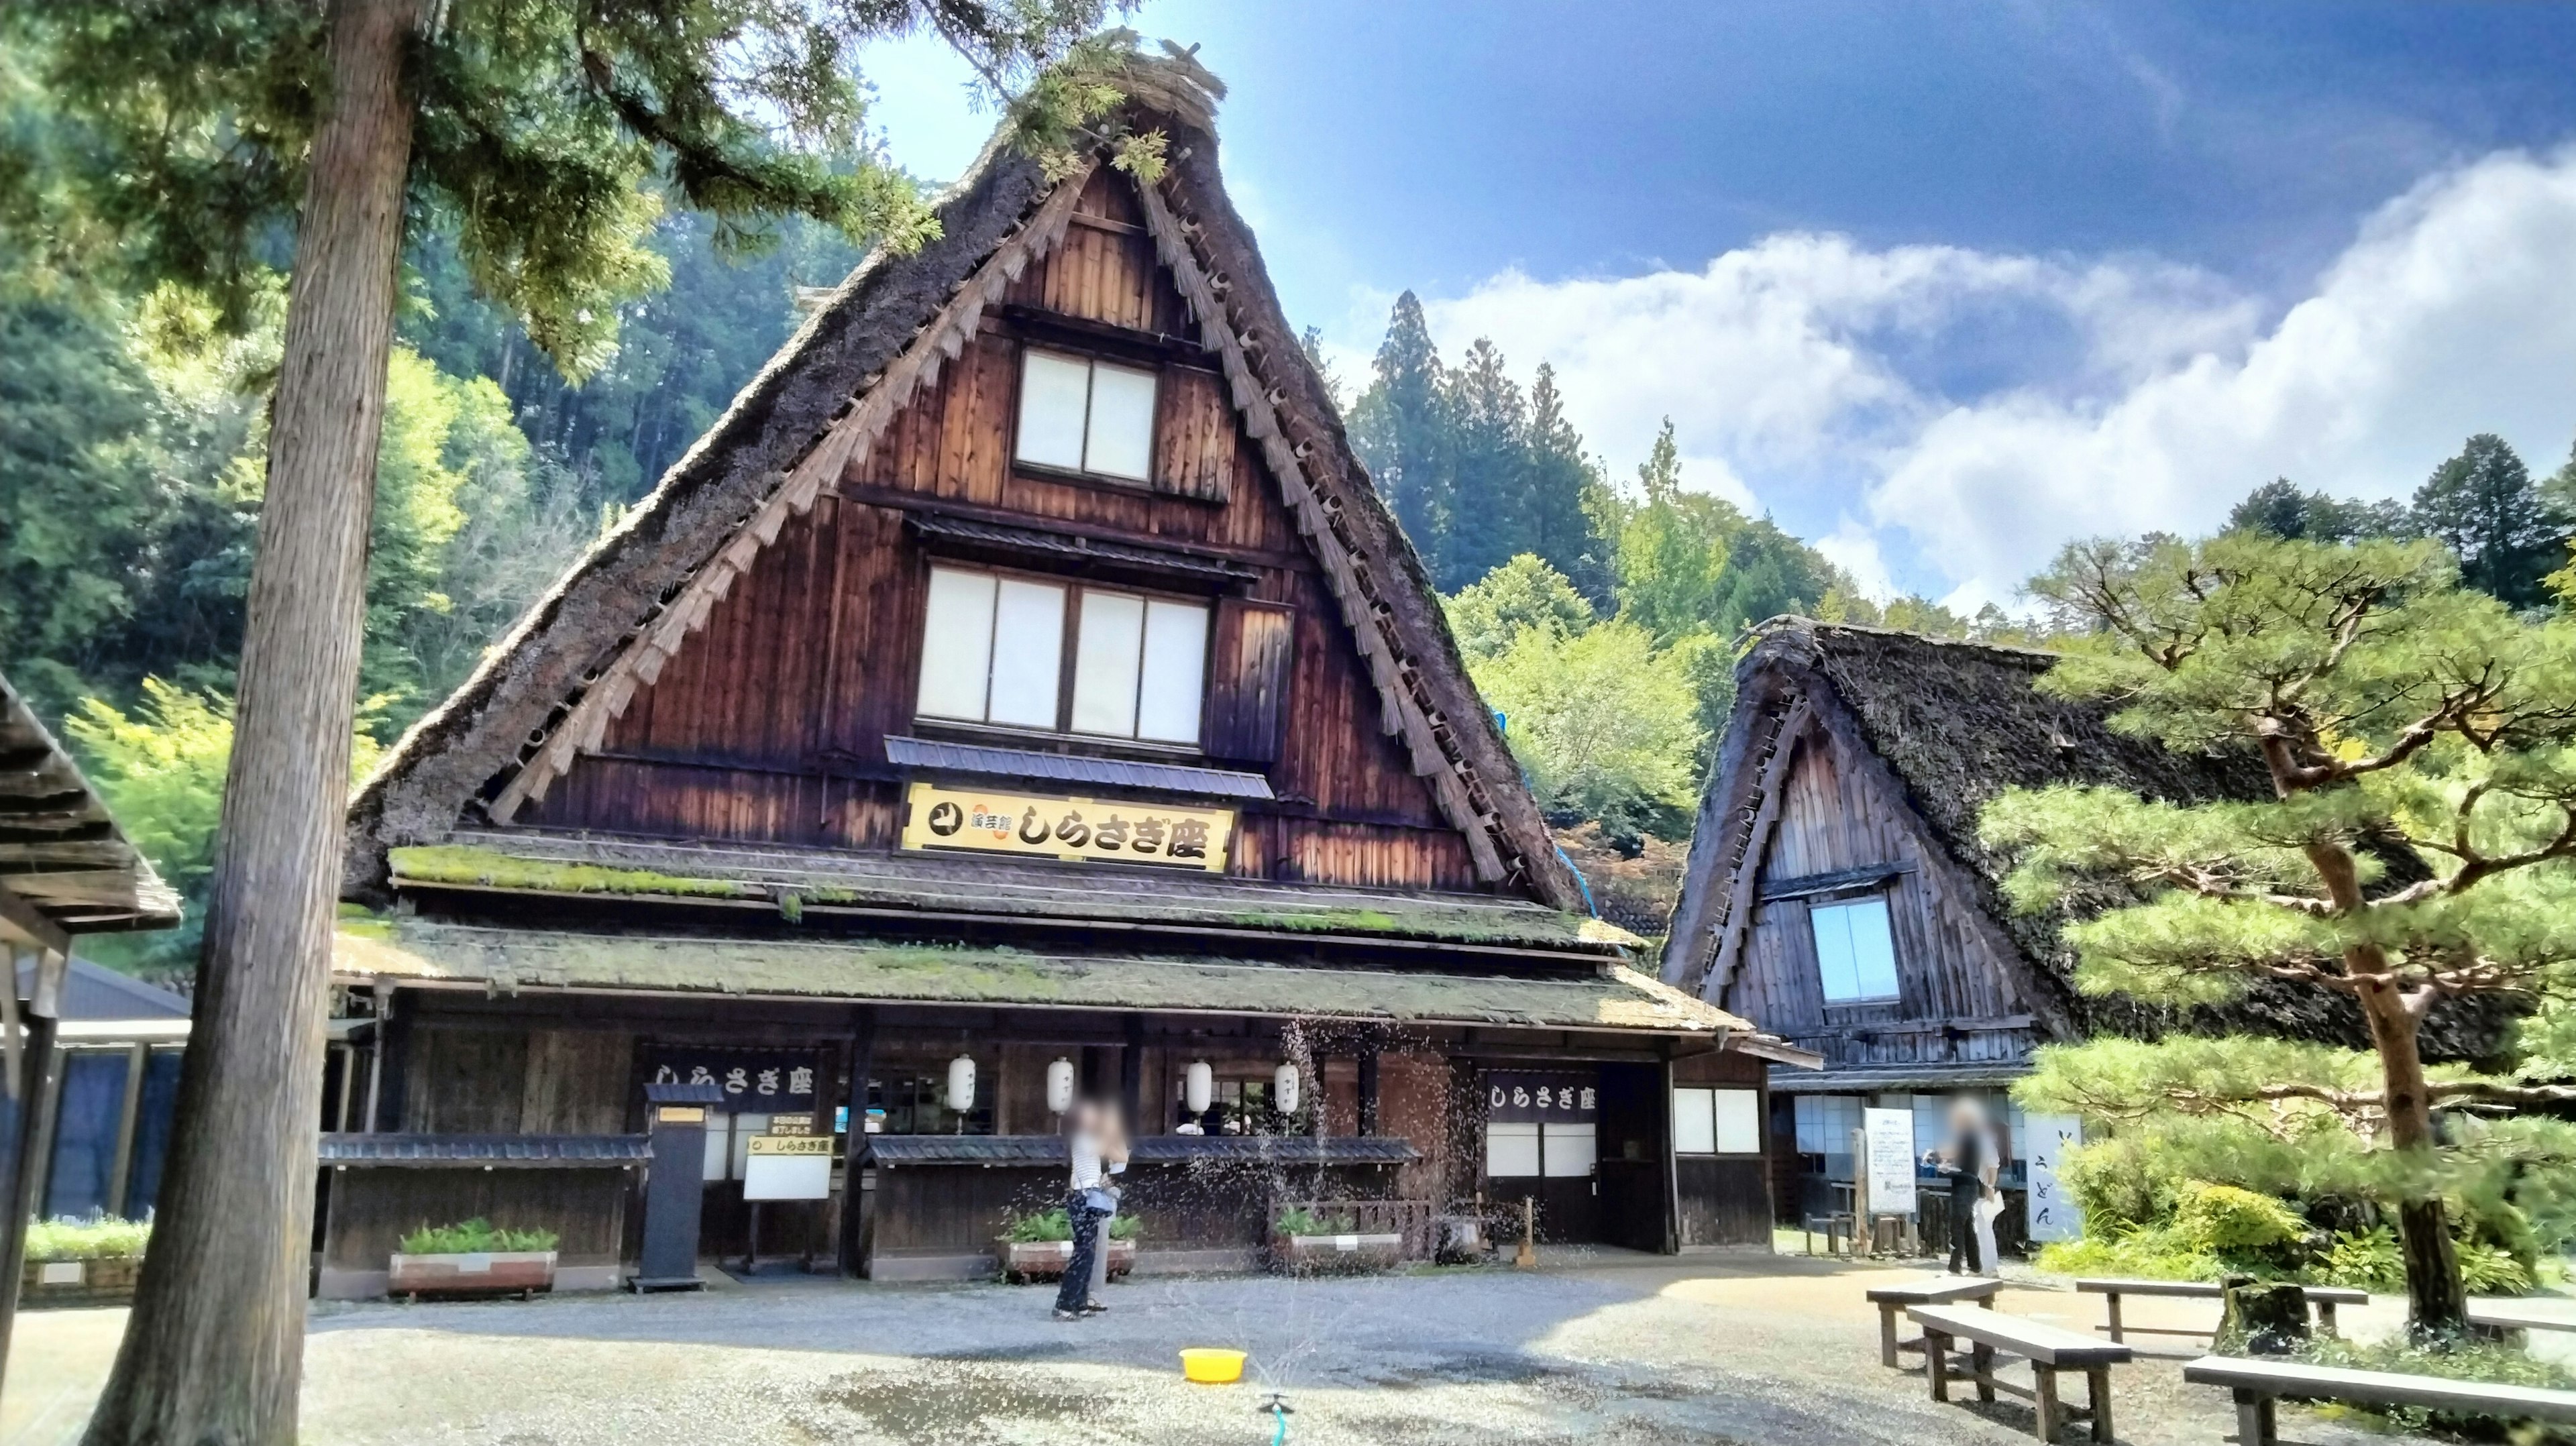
[[1258, 1391, 1293, 1445]]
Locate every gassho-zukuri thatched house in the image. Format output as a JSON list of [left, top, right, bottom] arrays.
[[1658, 618, 2509, 1231], [321, 61, 1814, 1296]]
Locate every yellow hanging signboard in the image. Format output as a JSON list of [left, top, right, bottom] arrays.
[[898, 781, 1234, 873]]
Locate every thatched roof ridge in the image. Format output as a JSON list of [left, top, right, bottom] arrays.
[[345, 63, 1579, 911], [1662, 616, 2511, 1060]]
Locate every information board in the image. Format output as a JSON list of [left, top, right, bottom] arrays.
[[1862, 1107, 1919, 1214], [2023, 1113, 2085, 1242], [742, 1133, 832, 1201]]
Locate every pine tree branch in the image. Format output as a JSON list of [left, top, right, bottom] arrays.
[[2428, 1080, 2576, 1107]]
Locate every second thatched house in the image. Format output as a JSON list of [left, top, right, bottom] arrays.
[[1658, 618, 2508, 1229]]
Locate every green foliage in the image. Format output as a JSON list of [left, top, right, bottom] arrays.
[[1470, 618, 1705, 838], [2299, 1333, 2576, 1439], [2174, 1181, 2308, 1254], [2414, 433, 2568, 612], [1003, 1207, 1141, 1242], [66, 679, 383, 977], [2032, 1227, 2224, 1282], [1274, 1206, 1356, 1236], [398, 1218, 558, 1255], [2227, 478, 2410, 546], [1446, 555, 1595, 662], [28, 1217, 152, 1262]]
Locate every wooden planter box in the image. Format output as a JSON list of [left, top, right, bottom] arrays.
[[20, 1255, 144, 1306], [388, 1249, 557, 1301], [998, 1237, 1136, 1283], [1271, 1231, 1404, 1274]]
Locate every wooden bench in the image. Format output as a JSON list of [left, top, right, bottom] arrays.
[[2075, 1278, 2368, 1343], [1910, 1304, 2133, 1442], [2184, 1353, 2576, 1446], [2467, 1298, 2576, 1341], [1866, 1276, 2005, 1367]]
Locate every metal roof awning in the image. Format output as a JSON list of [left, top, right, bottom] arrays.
[[1766, 1062, 2031, 1095], [315, 1132, 651, 1167], [885, 735, 1276, 801], [335, 918, 1756, 1038], [863, 1133, 1418, 1167]]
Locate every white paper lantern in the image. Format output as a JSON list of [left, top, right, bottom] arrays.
[[1046, 1058, 1076, 1113], [947, 1054, 977, 1112], [1273, 1062, 1301, 1115], [1185, 1059, 1214, 1114]]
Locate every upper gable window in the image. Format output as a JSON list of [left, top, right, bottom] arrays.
[[1811, 895, 1900, 1003], [914, 564, 1208, 746], [1016, 349, 1157, 484]]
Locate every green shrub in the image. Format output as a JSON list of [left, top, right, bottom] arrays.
[[1275, 1206, 1356, 1237], [2174, 1182, 2306, 1254], [2320, 1227, 2404, 1293], [2303, 1335, 2576, 1439], [27, 1217, 151, 1262], [2033, 1225, 2225, 1282], [1002, 1207, 1141, 1243], [398, 1218, 557, 1254], [2057, 1136, 2177, 1233]]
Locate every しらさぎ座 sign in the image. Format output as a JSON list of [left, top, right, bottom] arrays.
[[898, 782, 1233, 873], [1483, 1071, 1597, 1124], [643, 1048, 820, 1114]]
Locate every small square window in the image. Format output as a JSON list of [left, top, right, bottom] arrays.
[[1016, 349, 1158, 484], [1811, 895, 1900, 1003]]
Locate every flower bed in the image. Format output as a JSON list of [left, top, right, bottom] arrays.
[[388, 1219, 559, 1301], [21, 1218, 150, 1306], [1269, 1207, 1401, 1274], [997, 1208, 1139, 1283]]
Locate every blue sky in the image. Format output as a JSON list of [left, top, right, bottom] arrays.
[[859, 3, 2576, 606]]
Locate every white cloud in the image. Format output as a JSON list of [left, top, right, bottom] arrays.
[[1356, 148, 2576, 604]]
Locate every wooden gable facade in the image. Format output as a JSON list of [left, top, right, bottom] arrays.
[[512, 168, 1482, 893]]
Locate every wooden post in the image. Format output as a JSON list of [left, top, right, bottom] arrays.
[[1356, 1050, 1379, 1136], [1515, 1194, 1537, 1268], [1926, 1329, 1951, 1402], [0, 947, 67, 1402], [839, 1009, 875, 1276], [2032, 1365, 2059, 1441], [1849, 1125, 1869, 1256], [2104, 1292, 2125, 1343], [2086, 1365, 2114, 1443], [106, 1042, 148, 1217], [2234, 1390, 2275, 1446], [1972, 1342, 1994, 1402]]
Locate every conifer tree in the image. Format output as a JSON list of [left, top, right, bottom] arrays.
[[1350, 290, 1456, 579], [1525, 363, 1612, 602], [2226, 477, 2409, 545], [1444, 336, 1533, 590], [5, 6, 1121, 1441], [1987, 531, 2576, 1333], [2414, 434, 2567, 610]]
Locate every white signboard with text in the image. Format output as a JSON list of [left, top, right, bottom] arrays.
[[2023, 1113, 2085, 1242], [742, 1133, 832, 1201], [1862, 1107, 1918, 1213]]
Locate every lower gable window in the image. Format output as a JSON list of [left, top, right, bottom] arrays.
[[1811, 894, 1900, 1003], [914, 563, 1208, 746]]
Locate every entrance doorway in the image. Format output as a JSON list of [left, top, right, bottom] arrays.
[[1480, 1068, 1600, 1243]]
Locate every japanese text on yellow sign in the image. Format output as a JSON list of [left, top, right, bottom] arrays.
[[899, 781, 1233, 873]]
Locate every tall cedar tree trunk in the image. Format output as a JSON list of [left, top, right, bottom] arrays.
[[84, 0, 419, 1439], [2300, 832, 2468, 1335]]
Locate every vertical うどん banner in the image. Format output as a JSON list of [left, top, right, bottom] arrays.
[[898, 781, 1234, 873]]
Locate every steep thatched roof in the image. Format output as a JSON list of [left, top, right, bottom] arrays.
[[343, 55, 1577, 911], [1662, 618, 2512, 1060], [0, 669, 180, 942]]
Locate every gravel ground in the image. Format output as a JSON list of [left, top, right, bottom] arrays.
[[9, 1252, 2463, 1446]]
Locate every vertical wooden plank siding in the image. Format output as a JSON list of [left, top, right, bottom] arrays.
[[521, 168, 1483, 892]]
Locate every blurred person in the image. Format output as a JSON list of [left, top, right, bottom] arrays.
[[1929, 1096, 2000, 1275], [1055, 1099, 1112, 1320]]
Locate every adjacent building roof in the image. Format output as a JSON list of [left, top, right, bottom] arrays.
[[1662, 618, 2513, 1059], [0, 669, 182, 942], [382, 832, 1639, 956], [13, 956, 189, 1020], [342, 50, 1579, 912], [333, 917, 1760, 1038], [315, 1133, 651, 1167]]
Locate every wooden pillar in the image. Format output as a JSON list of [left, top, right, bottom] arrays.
[[105, 1042, 148, 1218], [0, 947, 67, 1401], [1119, 1015, 1143, 1131], [839, 1009, 875, 1276], [1356, 1051, 1379, 1136]]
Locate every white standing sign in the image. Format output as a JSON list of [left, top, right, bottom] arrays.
[[1862, 1108, 1918, 1214], [2023, 1113, 2084, 1242], [743, 1133, 832, 1201]]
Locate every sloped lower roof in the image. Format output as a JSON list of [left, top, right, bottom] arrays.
[[333, 917, 1755, 1036], [1662, 618, 2514, 1059], [343, 56, 1577, 913], [1, 671, 180, 939], [384, 832, 1638, 954]]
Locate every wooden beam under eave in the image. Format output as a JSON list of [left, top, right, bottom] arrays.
[[0, 880, 70, 957]]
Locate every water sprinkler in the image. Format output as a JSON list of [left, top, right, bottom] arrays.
[[1258, 1391, 1293, 1446]]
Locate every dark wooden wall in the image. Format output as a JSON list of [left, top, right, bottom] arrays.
[[324, 1167, 632, 1272], [527, 168, 1480, 893], [1719, 733, 2033, 1070]]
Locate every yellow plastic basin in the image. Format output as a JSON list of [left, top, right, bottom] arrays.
[[1180, 1347, 1246, 1384]]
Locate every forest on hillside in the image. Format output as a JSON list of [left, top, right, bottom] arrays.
[[11, 121, 2576, 968]]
